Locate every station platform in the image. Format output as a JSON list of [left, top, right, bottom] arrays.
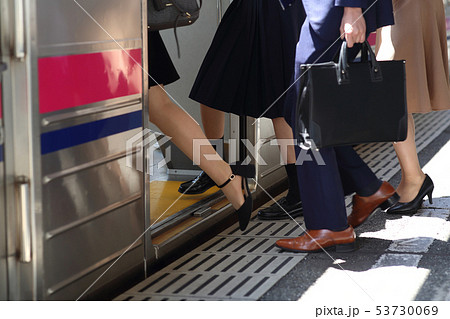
[[115, 111, 450, 301]]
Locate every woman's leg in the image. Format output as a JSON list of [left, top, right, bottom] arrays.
[[393, 114, 426, 202], [376, 28, 426, 202], [200, 104, 225, 139], [272, 117, 301, 205], [148, 85, 244, 209], [272, 117, 296, 164], [178, 104, 224, 195]]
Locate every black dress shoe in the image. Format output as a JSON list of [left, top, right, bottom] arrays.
[[387, 175, 434, 215], [178, 171, 217, 195], [217, 163, 256, 231], [257, 197, 303, 220]]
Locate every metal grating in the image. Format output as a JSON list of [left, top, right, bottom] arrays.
[[116, 111, 450, 301], [116, 220, 307, 301]]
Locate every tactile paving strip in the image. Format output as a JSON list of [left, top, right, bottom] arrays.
[[117, 111, 450, 301]]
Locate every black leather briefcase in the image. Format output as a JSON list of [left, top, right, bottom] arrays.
[[295, 41, 408, 150]]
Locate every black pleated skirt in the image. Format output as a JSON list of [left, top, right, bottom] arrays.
[[148, 31, 180, 87], [189, 0, 305, 119]]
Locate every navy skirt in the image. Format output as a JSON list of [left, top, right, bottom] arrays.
[[148, 31, 180, 87], [189, 0, 305, 119]]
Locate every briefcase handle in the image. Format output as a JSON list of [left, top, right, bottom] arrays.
[[152, 0, 202, 12], [337, 40, 383, 85]]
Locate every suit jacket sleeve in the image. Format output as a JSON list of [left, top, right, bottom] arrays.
[[335, 0, 368, 7]]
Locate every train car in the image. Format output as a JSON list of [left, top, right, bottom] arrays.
[[0, 0, 148, 300], [1, 0, 450, 301]]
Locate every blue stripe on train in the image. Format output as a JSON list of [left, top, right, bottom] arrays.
[[41, 111, 142, 155], [0, 144, 3, 162]]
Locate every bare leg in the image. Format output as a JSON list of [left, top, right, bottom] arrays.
[[148, 86, 244, 209], [201, 104, 225, 139], [201, 106, 296, 164], [377, 29, 426, 202], [393, 114, 426, 202], [271, 117, 302, 205], [272, 117, 296, 164], [201, 106, 297, 166]]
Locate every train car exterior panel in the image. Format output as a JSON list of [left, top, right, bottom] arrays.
[[41, 127, 141, 178], [34, 0, 145, 300], [0, 65, 7, 300], [46, 244, 143, 300], [36, 0, 141, 50], [0, 0, 147, 300], [38, 49, 142, 114], [42, 152, 142, 232], [39, 97, 142, 135], [43, 199, 143, 295]]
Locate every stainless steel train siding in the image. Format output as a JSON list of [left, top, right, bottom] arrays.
[[0, 61, 7, 301], [0, 0, 147, 300]]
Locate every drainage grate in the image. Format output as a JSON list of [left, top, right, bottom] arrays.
[[220, 220, 304, 238], [117, 273, 280, 301], [115, 221, 307, 301], [116, 111, 450, 301]]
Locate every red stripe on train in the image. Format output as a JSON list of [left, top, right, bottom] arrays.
[[38, 49, 142, 114]]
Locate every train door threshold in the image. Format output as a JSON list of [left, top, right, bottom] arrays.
[[116, 111, 450, 301]]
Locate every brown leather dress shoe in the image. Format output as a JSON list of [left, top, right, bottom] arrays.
[[275, 226, 357, 253], [348, 182, 399, 228]]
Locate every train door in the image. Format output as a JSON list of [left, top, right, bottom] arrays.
[[144, 0, 239, 260], [0, 0, 148, 300], [144, 0, 286, 263], [0, 34, 7, 300], [0, 0, 27, 300]]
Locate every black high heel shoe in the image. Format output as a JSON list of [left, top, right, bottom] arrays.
[[218, 163, 256, 231], [387, 175, 434, 215]]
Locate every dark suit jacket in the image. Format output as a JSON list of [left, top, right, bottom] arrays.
[[360, 0, 394, 34], [302, 0, 393, 36], [296, 0, 393, 64]]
